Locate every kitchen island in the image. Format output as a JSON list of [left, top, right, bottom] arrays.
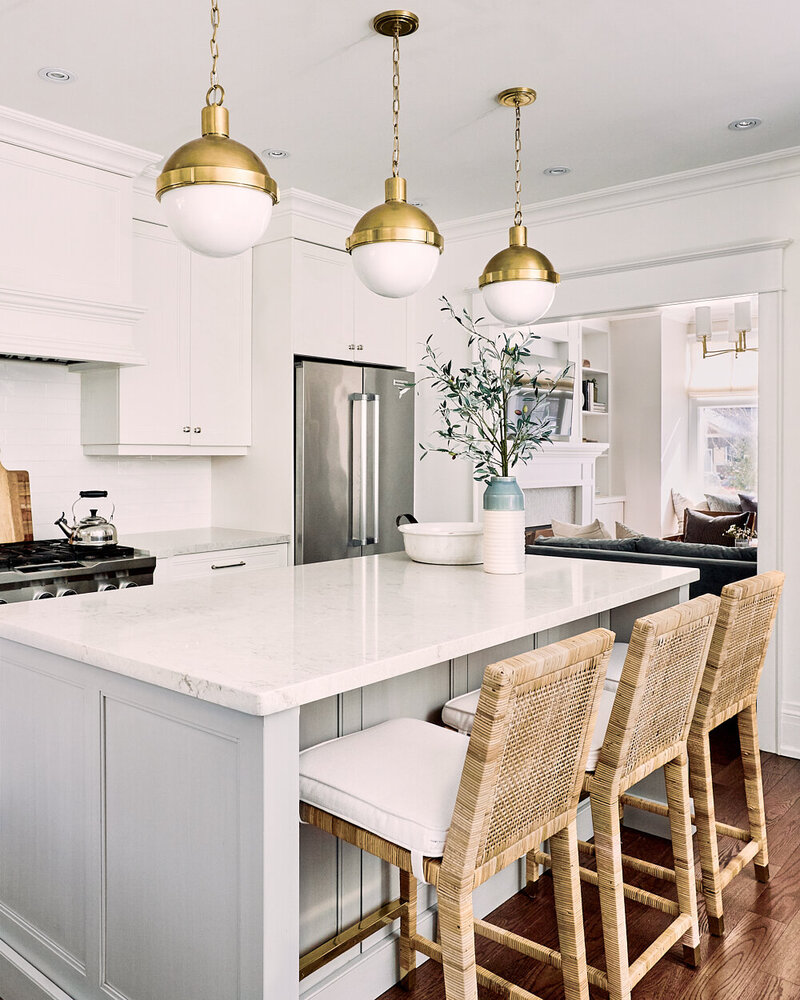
[[0, 553, 697, 1000]]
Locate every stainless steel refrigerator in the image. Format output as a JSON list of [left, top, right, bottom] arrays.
[[295, 359, 415, 565]]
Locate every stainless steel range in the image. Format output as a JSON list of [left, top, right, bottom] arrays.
[[0, 540, 156, 604]]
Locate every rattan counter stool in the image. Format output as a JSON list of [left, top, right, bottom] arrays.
[[299, 628, 614, 1000], [444, 594, 720, 1000], [620, 571, 785, 937]]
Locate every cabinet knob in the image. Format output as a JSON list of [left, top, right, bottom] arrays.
[[193, 426, 202, 433], [183, 426, 191, 433], [348, 344, 356, 351], [356, 344, 364, 351]]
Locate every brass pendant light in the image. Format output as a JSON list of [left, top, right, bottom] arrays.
[[346, 10, 443, 298], [156, 0, 279, 258], [479, 88, 559, 326]]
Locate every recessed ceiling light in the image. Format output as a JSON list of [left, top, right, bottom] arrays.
[[728, 118, 762, 131], [409, 200, 425, 208], [543, 166, 571, 176], [38, 66, 76, 84], [261, 148, 290, 159]]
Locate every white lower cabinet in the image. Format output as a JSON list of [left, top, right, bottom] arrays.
[[81, 220, 252, 455], [155, 544, 288, 584]]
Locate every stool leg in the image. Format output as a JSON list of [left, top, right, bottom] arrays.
[[688, 730, 725, 936], [437, 875, 478, 1000], [525, 847, 542, 896], [550, 823, 590, 1000], [399, 870, 417, 991], [591, 786, 632, 1000], [738, 704, 770, 881], [665, 756, 701, 964]]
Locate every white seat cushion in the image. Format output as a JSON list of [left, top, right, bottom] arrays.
[[605, 642, 628, 685], [300, 718, 469, 862], [441, 689, 481, 734], [442, 681, 617, 772], [442, 643, 628, 735]]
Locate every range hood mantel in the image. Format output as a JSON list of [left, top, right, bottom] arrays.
[[0, 287, 146, 367]]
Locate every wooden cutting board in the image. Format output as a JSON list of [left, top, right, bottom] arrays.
[[0, 461, 32, 542]]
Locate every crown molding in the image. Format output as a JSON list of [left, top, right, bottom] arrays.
[[256, 187, 361, 247], [0, 104, 162, 177], [444, 146, 800, 244]]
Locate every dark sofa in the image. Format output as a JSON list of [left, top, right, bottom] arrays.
[[526, 535, 758, 598]]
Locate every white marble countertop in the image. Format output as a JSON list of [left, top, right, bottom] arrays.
[[122, 526, 290, 558], [0, 553, 697, 717]]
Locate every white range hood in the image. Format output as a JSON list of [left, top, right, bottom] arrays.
[[0, 104, 160, 366]]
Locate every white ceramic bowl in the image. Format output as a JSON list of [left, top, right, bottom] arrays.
[[397, 522, 484, 565]]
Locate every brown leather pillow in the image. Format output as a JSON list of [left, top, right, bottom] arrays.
[[683, 508, 752, 545]]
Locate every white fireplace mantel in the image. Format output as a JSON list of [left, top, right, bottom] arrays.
[[472, 442, 609, 524]]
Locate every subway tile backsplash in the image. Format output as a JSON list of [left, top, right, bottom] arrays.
[[0, 359, 212, 540]]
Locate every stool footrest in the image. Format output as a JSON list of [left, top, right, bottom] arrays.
[[412, 933, 545, 1000], [719, 839, 760, 889], [299, 898, 406, 980], [628, 914, 694, 986], [537, 850, 680, 914]]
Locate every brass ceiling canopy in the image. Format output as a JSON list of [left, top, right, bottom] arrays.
[[372, 10, 420, 36], [497, 87, 537, 108], [346, 10, 442, 298]]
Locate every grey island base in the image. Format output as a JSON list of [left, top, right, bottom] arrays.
[[0, 552, 697, 1000]]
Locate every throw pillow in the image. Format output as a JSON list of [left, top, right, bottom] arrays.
[[738, 492, 759, 515], [670, 488, 696, 521], [684, 509, 751, 545], [704, 492, 743, 513], [616, 521, 643, 539], [550, 517, 611, 540]]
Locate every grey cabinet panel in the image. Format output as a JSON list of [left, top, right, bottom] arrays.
[[466, 636, 535, 692], [103, 697, 241, 1000], [0, 658, 88, 971]]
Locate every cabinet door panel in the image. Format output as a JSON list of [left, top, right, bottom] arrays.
[[354, 282, 408, 368], [119, 223, 190, 445], [292, 242, 354, 361], [189, 251, 252, 447]]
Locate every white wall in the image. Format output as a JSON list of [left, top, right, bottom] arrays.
[[410, 152, 800, 757], [660, 316, 691, 535], [0, 359, 212, 540]]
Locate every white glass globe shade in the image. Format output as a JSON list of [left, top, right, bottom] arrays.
[[351, 241, 440, 298], [482, 278, 556, 327], [160, 183, 274, 258]]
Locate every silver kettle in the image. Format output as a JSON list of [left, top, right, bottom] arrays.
[[55, 491, 118, 547]]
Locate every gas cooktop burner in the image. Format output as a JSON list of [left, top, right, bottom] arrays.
[[0, 539, 156, 603], [0, 539, 139, 571]]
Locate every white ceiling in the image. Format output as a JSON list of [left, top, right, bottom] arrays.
[[4, 0, 800, 222]]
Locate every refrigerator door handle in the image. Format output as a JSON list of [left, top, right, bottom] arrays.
[[368, 394, 380, 545], [350, 393, 375, 547]]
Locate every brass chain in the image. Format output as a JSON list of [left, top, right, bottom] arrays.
[[392, 30, 400, 177], [206, 0, 225, 106], [514, 100, 522, 226]]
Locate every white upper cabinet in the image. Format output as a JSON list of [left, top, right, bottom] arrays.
[[287, 239, 409, 368], [81, 221, 252, 455]]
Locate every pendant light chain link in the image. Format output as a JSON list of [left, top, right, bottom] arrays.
[[206, 0, 225, 106], [392, 30, 400, 177], [514, 101, 523, 227]]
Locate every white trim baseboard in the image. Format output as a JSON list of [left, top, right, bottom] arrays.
[[780, 702, 800, 759]]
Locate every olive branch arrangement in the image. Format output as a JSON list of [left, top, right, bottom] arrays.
[[420, 297, 570, 483]]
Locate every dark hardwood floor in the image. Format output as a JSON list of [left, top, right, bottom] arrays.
[[379, 722, 800, 1000]]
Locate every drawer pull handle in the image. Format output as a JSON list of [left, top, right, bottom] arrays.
[[211, 560, 246, 570]]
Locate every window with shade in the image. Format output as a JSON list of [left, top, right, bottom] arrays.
[[688, 331, 758, 497]]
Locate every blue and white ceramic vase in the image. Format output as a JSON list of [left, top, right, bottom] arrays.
[[482, 476, 526, 574]]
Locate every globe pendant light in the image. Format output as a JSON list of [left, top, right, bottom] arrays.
[[479, 88, 559, 326], [346, 11, 443, 298], [156, 0, 279, 258]]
